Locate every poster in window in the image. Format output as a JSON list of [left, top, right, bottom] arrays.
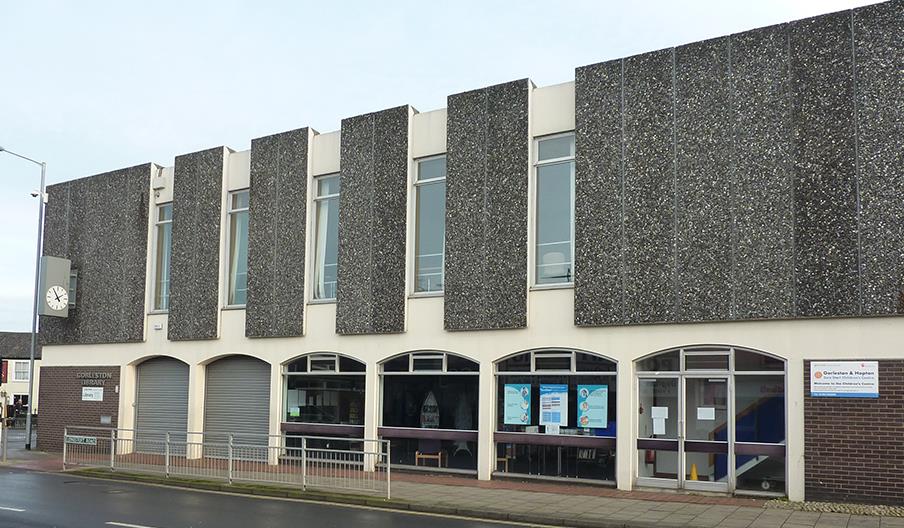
[[539, 384, 568, 427], [577, 385, 607, 428], [503, 384, 531, 425], [420, 391, 440, 428]]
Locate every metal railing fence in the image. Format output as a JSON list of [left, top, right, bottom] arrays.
[[63, 427, 390, 499]]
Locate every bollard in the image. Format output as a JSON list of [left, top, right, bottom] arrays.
[[227, 434, 234, 484]]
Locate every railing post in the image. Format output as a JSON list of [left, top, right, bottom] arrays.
[[62, 427, 68, 470], [301, 436, 307, 491], [386, 440, 391, 500], [227, 434, 234, 484], [110, 429, 116, 471], [165, 432, 171, 478]]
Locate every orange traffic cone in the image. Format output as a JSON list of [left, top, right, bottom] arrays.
[[689, 463, 698, 481]]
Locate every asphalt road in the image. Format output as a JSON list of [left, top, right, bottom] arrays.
[[0, 467, 523, 528]]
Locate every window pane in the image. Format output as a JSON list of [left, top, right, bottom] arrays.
[[417, 156, 446, 181], [317, 175, 340, 196], [154, 215, 173, 310], [575, 353, 616, 372], [446, 355, 479, 372], [536, 162, 574, 285], [537, 135, 574, 161], [228, 207, 249, 305], [736, 455, 785, 494], [382, 355, 409, 372], [534, 353, 571, 371], [735, 350, 785, 371], [285, 375, 365, 425], [232, 190, 249, 209], [636, 351, 679, 372], [158, 203, 172, 221], [415, 180, 445, 292], [313, 196, 339, 299], [412, 357, 443, 371], [735, 375, 785, 443], [310, 356, 337, 372], [287, 358, 308, 373], [381, 375, 478, 430], [339, 356, 366, 373], [497, 353, 531, 372], [496, 374, 617, 435], [684, 354, 729, 370], [497, 443, 615, 481]]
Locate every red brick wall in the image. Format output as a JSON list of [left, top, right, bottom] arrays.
[[804, 360, 904, 505], [37, 366, 120, 452]]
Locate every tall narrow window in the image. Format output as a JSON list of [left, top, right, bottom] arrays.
[[153, 203, 173, 311], [227, 190, 250, 306], [535, 134, 575, 285], [313, 174, 340, 300], [414, 156, 446, 293]]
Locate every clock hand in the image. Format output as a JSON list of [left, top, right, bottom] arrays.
[[54, 291, 61, 302]]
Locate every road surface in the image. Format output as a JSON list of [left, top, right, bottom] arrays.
[[0, 467, 524, 528]]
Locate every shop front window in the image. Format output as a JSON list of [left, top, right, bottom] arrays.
[[495, 349, 617, 482], [283, 353, 366, 437], [380, 351, 479, 472]]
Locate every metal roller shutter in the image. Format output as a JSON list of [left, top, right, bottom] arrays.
[[204, 356, 271, 453], [135, 357, 190, 453]]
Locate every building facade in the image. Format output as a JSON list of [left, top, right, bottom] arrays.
[[0, 332, 42, 420], [37, 1, 904, 504]]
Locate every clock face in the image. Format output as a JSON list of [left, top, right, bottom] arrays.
[[46, 285, 69, 311]]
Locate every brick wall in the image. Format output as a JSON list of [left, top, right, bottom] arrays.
[[37, 366, 120, 452], [804, 360, 904, 505]]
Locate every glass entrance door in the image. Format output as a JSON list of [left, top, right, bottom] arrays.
[[682, 377, 730, 492], [636, 375, 731, 491]]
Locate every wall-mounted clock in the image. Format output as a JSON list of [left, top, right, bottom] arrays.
[[46, 285, 69, 311]]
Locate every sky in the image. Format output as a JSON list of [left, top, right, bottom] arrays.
[[0, 0, 879, 331]]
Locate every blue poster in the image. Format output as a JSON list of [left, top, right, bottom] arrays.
[[503, 384, 531, 425], [539, 384, 568, 426], [577, 385, 608, 428]]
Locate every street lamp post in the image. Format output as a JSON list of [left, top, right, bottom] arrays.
[[0, 146, 46, 450]]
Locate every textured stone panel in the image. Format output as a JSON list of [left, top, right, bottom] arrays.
[[854, 1, 904, 315], [622, 50, 676, 324], [444, 79, 530, 331], [168, 147, 226, 341], [574, 60, 624, 326], [731, 24, 796, 320], [790, 12, 860, 317], [336, 106, 409, 334], [40, 165, 150, 344], [674, 38, 733, 321], [245, 128, 309, 337]]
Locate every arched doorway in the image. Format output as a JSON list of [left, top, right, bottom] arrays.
[[134, 357, 189, 454], [635, 345, 786, 495]]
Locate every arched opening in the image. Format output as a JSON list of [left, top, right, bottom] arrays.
[[494, 348, 617, 483], [282, 352, 366, 442], [134, 356, 190, 454], [635, 345, 786, 496], [379, 351, 479, 474]]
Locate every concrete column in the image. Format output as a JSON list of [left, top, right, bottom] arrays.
[[267, 361, 282, 465], [476, 361, 495, 481], [615, 361, 635, 491], [786, 358, 805, 501], [116, 363, 137, 454], [186, 363, 206, 459], [364, 361, 379, 441]]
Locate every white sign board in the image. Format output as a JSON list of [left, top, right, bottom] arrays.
[[810, 361, 879, 398], [81, 387, 104, 401]]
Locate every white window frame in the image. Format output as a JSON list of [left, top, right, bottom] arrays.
[[311, 174, 340, 302], [412, 154, 446, 296], [532, 132, 575, 288], [12, 361, 29, 382], [225, 189, 250, 308], [150, 203, 173, 313]]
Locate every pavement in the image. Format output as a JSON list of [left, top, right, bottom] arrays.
[[2, 437, 904, 528]]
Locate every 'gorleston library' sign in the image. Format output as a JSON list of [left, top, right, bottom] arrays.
[[76, 372, 113, 386]]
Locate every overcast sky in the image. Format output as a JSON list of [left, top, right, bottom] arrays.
[[0, 0, 878, 331]]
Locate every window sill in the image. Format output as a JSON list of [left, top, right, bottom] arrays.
[[530, 283, 574, 291], [222, 305, 246, 311], [148, 310, 169, 315], [408, 291, 443, 299], [308, 299, 337, 305]]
